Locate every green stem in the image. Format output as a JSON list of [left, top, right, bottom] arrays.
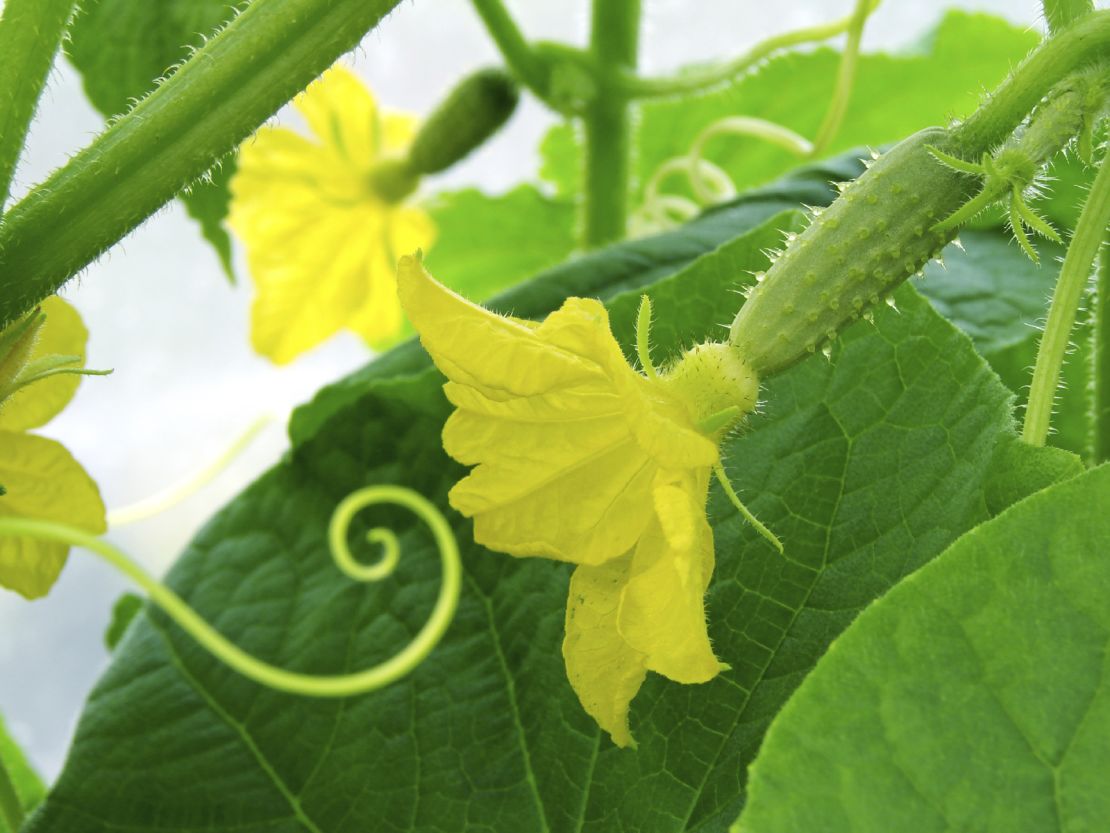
[[0, 755, 23, 833], [1023, 156, 1110, 446], [1044, 0, 1094, 34], [582, 0, 641, 247], [0, 0, 402, 330], [0, 0, 77, 211], [468, 0, 548, 96], [617, 0, 880, 99], [1091, 240, 1110, 463], [951, 9, 1110, 156], [810, 0, 871, 155], [0, 485, 461, 697]]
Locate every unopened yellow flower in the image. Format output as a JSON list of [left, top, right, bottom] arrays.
[[229, 65, 436, 364], [397, 256, 764, 746], [0, 297, 106, 599]]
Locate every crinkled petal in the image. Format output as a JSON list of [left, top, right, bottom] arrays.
[[398, 256, 608, 397], [563, 556, 648, 748], [617, 468, 722, 684], [0, 431, 106, 599], [0, 297, 87, 432]]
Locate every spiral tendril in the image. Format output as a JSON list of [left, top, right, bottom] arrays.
[[0, 484, 461, 697]]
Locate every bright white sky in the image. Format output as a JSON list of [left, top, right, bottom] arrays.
[[0, 0, 1044, 779]]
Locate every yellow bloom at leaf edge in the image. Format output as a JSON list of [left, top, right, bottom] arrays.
[[0, 297, 106, 599], [229, 65, 436, 364], [396, 256, 762, 747]]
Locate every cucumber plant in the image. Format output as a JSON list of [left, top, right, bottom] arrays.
[[0, 1, 1109, 832]]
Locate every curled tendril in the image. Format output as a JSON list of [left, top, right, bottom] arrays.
[[0, 485, 461, 697], [632, 0, 877, 235]]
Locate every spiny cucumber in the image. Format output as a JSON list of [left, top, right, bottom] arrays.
[[729, 127, 977, 377]]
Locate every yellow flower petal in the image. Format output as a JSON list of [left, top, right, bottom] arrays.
[[563, 555, 648, 748], [230, 69, 434, 364], [0, 297, 88, 432], [0, 431, 105, 599], [618, 468, 722, 684], [382, 113, 418, 155], [295, 65, 379, 164], [398, 258, 717, 564]]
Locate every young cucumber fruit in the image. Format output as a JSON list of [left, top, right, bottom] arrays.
[[406, 68, 520, 176], [729, 127, 978, 377]]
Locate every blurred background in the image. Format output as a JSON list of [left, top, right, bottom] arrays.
[[0, 0, 1042, 780]]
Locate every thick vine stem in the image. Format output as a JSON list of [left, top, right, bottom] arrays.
[[1023, 156, 1110, 446], [0, 0, 402, 330], [0, 485, 462, 697], [0, 0, 77, 210], [582, 0, 641, 247], [951, 9, 1110, 156]]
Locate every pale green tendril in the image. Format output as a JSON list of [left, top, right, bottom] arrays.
[[108, 415, 275, 527], [0, 485, 462, 697], [633, 0, 877, 233]]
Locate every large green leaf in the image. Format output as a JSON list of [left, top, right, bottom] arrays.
[[27, 189, 1022, 831], [65, 0, 244, 281], [0, 712, 45, 833], [737, 463, 1110, 833], [541, 12, 1038, 208]]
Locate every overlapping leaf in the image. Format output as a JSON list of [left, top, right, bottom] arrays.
[[737, 464, 1110, 833], [27, 200, 1023, 832]]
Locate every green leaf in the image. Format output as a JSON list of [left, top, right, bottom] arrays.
[[982, 432, 1084, 516], [27, 172, 1027, 831], [181, 161, 238, 284], [0, 711, 45, 832], [104, 593, 145, 652], [737, 463, 1110, 833], [65, 0, 244, 280], [423, 185, 576, 302], [917, 227, 1090, 456], [541, 11, 1038, 207]]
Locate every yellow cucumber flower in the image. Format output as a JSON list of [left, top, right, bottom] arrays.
[[397, 256, 766, 747], [0, 297, 107, 599], [229, 65, 436, 364]]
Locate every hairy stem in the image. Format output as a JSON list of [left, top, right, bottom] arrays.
[[469, 0, 548, 96], [1024, 156, 1110, 446], [582, 0, 641, 247], [0, 0, 402, 330], [952, 9, 1110, 155], [0, 0, 77, 210], [1091, 240, 1110, 463], [1044, 0, 1094, 34]]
